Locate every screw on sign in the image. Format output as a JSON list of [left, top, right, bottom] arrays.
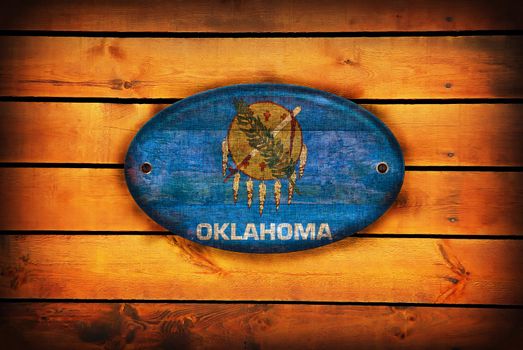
[[125, 84, 404, 253]]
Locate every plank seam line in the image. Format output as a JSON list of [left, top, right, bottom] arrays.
[[0, 163, 124, 169], [0, 30, 522, 38], [0, 299, 521, 309], [1, 97, 523, 104], [406, 166, 523, 172], [1, 163, 522, 172], [2, 232, 522, 240], [353, 233, 523, 240]]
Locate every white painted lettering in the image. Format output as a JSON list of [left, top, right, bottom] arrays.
[[230, 223, 242, 240], [317, 223, 333, 240], [243, 223, 259, 240], [294, 223, 315, 240], [260, 223, 276, 240], [214, 223, 230, 240], [196, 223, 212, 240], [277, 223, 293, 240], [196, 223, 332, 242]]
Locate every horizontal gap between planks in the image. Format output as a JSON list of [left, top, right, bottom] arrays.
[[1, 163, 522, 172], [0, 298, 521, 309], [406, 166, 523, 172], [0, 163, 124, 169], [1, 96, 523, 104], [353, 233, 523, 240], [2, 232, 522, 240], [0, 30, 522, 38]]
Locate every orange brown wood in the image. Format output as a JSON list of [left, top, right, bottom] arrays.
[[1, 103, 522, 166], [1, 1, 522, 347], [1, 303, 522, 349], [1, 235, 522, 304], [0, 168, 521, 235], [1, 36, 522, 99], [0, 0, 522, 32]]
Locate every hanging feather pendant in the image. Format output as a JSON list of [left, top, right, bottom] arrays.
[[288, 171, 297, 204], [233, 172, 240, 203], [221, 138, 229, 177], [299, 143, 307, 178], [274, 179, 281, 210], [259, 181, 266, 216], [246, 177, 253, 208]]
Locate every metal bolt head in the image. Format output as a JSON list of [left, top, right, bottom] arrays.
[[141, 162, 152, 174], [376, 162, 389, 174]]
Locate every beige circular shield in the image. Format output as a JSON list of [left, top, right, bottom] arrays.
[[227, 101, 303, 180]]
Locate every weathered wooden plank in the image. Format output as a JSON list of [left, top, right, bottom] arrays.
[[0, 168, 521, 235], [0, 235, 522, 304], [1, 102, 522, 166], [0, 102, 164, 165], [1, 36, 522, 99], [0, 303, 522, 349], [0, 0, 522, 32], [369, 104, 523, 167]]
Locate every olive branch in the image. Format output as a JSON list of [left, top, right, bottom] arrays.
[[234, 99, 298, 183]]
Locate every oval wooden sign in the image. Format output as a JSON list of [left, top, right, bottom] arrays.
[[125, 84, 404, 253]]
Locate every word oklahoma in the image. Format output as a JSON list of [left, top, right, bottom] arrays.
[[196, 223, 332, 241]]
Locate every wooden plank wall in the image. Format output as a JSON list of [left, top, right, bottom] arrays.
[[0, 1, 522, 348]]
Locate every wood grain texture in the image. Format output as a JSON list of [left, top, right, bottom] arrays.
[[0, 1, 522, 346], [0, 235, 522, 304], [0, 0, 522, 32], [0, 168, 521, 235], [0, 303, 522, 349], [1, 102, 522, 166], [1, 36, 522, 99]]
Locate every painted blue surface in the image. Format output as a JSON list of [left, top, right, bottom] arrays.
[[125, 84, 404, 253]]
